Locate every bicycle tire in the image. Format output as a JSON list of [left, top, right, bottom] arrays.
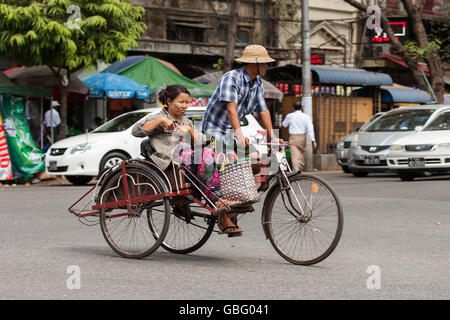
[[147, 201, 216, 254], [98, 163, 171, 259], [263, 173, 343, 265]]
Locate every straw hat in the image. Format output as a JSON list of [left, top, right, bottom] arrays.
[[235, 44, 275, 63], [51, 100, 60, 107]]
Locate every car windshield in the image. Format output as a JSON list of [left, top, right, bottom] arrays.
[[93, 112, 150, 133], [360, 113, 384, 131], [423, 111, 450, 131], [365, 109, 434, 132]]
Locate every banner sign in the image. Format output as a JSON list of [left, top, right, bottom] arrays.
[[0, 95, 45, 179], [0, 111, 13, 181]]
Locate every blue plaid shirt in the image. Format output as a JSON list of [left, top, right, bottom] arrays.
[[201, 67, 267, 142]]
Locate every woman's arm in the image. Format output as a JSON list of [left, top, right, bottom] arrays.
[[132, 117, 174, 137]]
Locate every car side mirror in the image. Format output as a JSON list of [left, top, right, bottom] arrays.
[[414, 126, 423, 132]]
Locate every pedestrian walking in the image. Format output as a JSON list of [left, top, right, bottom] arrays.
[[43, 100, 61, 144], [282, 101, 317, 171]]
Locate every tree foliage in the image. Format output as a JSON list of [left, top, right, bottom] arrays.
[[0, 0, 146, 74], [0, 0, 146, 139], [404, 39, 441, 61]]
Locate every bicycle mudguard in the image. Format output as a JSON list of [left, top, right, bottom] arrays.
[[260, 171, 302, 240], [94, 161, 170, 205]]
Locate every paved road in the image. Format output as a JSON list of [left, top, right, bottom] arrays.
[[0, 171, 449, 300]]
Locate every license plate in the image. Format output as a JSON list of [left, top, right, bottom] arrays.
[[408, 158, 425, 167], [49, 161, 57, 171], [364, 156, 380, 165]]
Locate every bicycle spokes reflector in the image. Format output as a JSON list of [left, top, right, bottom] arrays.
[[312, 183, 319, 193]]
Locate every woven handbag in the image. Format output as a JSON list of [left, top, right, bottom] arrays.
[[216, 152, 260, 203]]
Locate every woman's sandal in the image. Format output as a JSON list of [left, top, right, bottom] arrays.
[[218, 215, 243, 237]]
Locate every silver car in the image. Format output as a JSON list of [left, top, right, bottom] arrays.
[[347, 105, 449, 177], [335, 112, 384, 173]]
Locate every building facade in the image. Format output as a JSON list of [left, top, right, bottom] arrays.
[[130, 0, 290, 75]]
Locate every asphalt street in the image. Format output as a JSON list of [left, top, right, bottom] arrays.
[[0, 171, 449, 300]]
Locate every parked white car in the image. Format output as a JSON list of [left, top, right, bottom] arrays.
[[335, 112, 384, 173], [387, 108, 450, 180], [347, 104, 450, 177], [45, 107, 264, 185]]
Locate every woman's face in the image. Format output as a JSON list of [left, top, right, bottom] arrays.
[[167, 92, 190, 118]]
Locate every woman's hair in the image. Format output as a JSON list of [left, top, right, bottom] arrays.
[[158, 85, 190, 107]]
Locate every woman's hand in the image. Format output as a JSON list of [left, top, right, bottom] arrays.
[[160, 118, 175, 131]]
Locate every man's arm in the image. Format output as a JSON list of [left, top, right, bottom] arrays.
[[259, 109, 274, 139], [307, 117, 318, 148]]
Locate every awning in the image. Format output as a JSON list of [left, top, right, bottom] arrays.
[[265, 64, 393, 86], [380, 86, 432, 103], [378, 52, 430, 76], [353, 85, 432, 103]]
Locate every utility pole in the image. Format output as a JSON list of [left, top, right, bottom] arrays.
[[302, 0, 314, 172], [224, 0, 239, 72]]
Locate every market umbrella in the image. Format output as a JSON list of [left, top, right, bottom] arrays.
[[116, 57, 215, 99], [81, 72, 150, 121], [193, 71, 284, 102], [102, 56, 182, 74], [5, 66, 89, 95]]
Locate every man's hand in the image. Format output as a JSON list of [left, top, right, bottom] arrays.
[[235, 128, 249, 148], [313, 141, 318, 149]]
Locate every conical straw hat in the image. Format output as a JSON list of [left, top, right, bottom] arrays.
[[235, 44, 275, 63]]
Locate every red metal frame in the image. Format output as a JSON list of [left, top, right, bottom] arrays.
[[69, 162, 268, 219]]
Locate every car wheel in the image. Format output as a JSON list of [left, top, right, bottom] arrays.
[[65, 175, 93, 185], [341, 165, 351, 174], [352, 171, 369, 177], [99, 152, 129, 174], [398, 172, 416, 181]]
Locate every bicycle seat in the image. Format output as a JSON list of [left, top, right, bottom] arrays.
[[140, 138, 154, 159]]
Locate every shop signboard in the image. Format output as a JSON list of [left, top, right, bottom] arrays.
[[0, 95, 45, 179]]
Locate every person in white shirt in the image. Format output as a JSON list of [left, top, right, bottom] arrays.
[[282, 101, 317, 171], [44, 100, 61, 143]]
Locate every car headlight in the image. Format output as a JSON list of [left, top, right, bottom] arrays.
[[350, 135, 359, 149], [390, 144, 404, 151], [436, 143, 450, 150], [336, 141, 344, 149], [70, 143, 92, 154]]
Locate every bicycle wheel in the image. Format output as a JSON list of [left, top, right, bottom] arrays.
[[263, 173, 343, 265], [98, 164, 171, 259], [147, 199, 216, 254]]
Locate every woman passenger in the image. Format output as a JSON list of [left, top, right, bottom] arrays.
[[131, 85, 244, 236]]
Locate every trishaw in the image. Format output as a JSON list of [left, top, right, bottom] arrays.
[[69, 140, 343, 266]]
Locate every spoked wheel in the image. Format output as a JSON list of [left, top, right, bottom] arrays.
[[98, 164, 171, 259], [147, 199, 216, 254], [263, 173, 343, 265]]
